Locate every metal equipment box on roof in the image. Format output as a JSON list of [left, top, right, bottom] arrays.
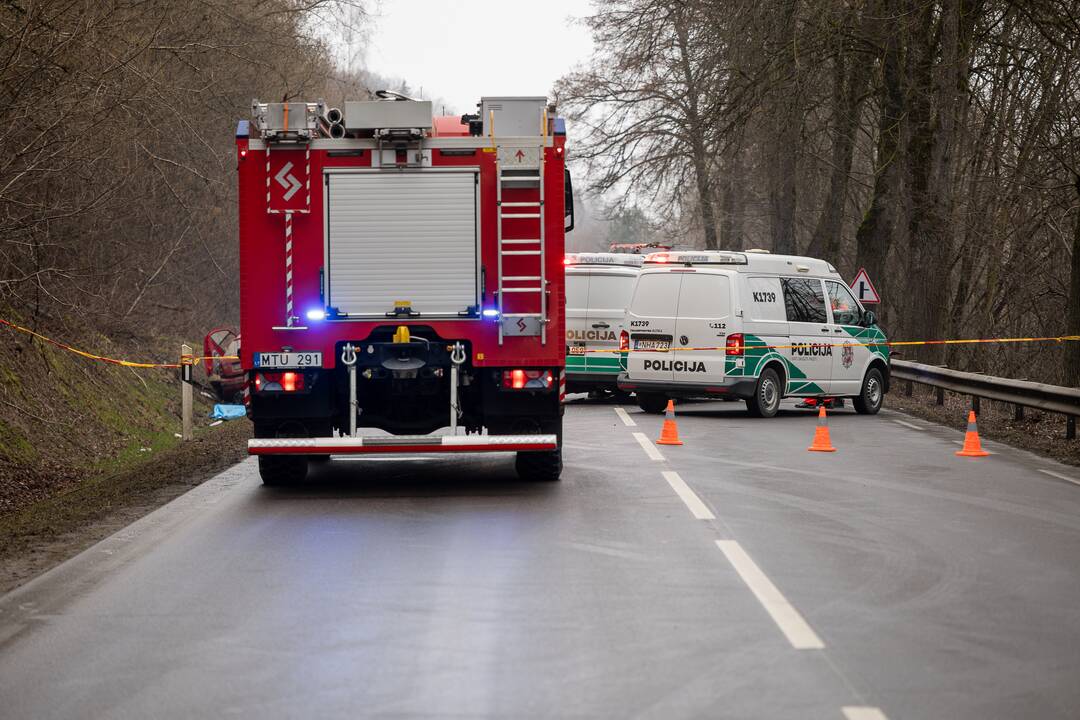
[[344, 100, 434, 131], [481, 97, 548, 136]]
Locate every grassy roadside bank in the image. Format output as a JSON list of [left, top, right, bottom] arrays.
[[0, 318, 251, 592]]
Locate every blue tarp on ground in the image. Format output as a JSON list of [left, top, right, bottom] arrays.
[[210, 404, 246, 420]]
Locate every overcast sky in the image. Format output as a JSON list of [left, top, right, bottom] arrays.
[[364, 0, 595, 115]]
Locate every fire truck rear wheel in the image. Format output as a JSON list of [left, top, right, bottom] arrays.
[[515, 448, 563, 482], [258, 455, 308, 486], [636, 393, 668, 415]]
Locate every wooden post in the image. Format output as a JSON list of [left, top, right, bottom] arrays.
[[936, 386, 945, 405], [972, 395, 981, 415], [181, 343, 193, 441], [1014, 404, 1024, 421], [904, 379, 913, 397], [1068, 415, 1076, 441]]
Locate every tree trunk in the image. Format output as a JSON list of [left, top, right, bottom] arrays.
[[720, 143, 744, 249], [1066, 174, 1080, 387], [674, 8, 719, 250], [807, 31, 871, 268], [854, 0, 904, 326], [768, 0, 800, 255]]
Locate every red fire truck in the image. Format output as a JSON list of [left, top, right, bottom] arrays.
[[238, 94, 572, 485]]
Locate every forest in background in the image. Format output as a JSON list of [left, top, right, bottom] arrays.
[[559, 0, 1080, 385], [0, 0, 377, 345]]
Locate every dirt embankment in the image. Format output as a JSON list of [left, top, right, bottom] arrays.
[[0, 319, 251, 592]]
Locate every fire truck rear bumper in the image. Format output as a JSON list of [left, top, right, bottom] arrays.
[[248, 434, 558, 456]]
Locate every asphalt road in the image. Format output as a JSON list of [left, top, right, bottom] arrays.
[[2, 399, 1080, 719]]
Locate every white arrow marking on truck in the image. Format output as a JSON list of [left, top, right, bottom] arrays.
[[275, 162, 302, 201]]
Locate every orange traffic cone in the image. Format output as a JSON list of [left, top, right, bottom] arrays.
[[656, 399, 683, 446], [807, 405, 836, 452], [956, 410, 989, 457]]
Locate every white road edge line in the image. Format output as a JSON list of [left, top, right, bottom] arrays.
[[614, 406, 637, 427], [842, 707, 890, 720], [715, 540, 825, 650], [892, 420, 923, 431], [632, 432, 665, 461], [1038, 469, 1080, 487], [661, 471, 715, 520]]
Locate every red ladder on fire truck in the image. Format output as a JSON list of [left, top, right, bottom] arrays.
[[495, 111, 549, 345]]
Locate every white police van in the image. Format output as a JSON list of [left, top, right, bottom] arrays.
[[565, 253, 644, 394], [617, 250, 890, 417]]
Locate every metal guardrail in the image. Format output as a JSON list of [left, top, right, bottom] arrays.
[[890, 359, 1079, 439]]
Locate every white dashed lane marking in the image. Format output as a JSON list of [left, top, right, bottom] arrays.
[[715, 540, 825, 650], [892, 420, 924, 431], [661, 471, 715, 520], [842, 707, 890, 720], [614, 406, 637, 427], [632, 432, 665, 461], [1038, 469, 1080, 487]]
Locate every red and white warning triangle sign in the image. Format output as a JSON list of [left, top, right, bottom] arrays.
[[849, 268, 880, 304]]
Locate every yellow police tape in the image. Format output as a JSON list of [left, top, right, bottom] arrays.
[[0, 317, 238, 369], [2, 315, 1078, 368], [579, 335, 1080, 353]]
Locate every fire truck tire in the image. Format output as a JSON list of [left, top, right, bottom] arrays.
[[258, 455, 308, 486], [515, 448, 563, 482], [853, 367, 884, 415], [636, 393, 668, 415]]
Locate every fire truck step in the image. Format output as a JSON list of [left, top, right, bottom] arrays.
[[500, 212, 541, 219], [503, 275, 541, 281], [501, 239, 540, 245], [500, 201, 541, 207], [248, 434, 559, 456], [501, 287, 543, 293], [501, 251, 542, 256]]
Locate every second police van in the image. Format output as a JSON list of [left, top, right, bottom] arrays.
[[617, 250, 890, 417], [564, 253, 644, 394]]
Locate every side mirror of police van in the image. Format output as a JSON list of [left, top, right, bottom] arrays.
[[863, 310, 877, 327], [564, 169, 575, 232]]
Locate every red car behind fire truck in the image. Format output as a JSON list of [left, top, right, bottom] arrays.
[[237, 94, 573, 484]]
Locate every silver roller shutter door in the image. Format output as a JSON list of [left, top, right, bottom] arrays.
[[326, 171, 478, 317]]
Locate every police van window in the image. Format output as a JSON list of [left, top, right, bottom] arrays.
[[678, 273, 731, 318], [588, 274, 636, 313], [825, 281, 863, 326], [566, 273, 589, 310], [630, 272, 682, 317], [746, 277, 786, 322], [781, 278, 827, 324]]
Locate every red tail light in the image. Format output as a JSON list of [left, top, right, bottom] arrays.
[[726, 333, 744, 356], [501, 369, 554, 390], [255, 371, 306, 392], [619, 330, 630, 352]]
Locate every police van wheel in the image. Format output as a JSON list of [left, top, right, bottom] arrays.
[[258, 455, 308, 486], [746, 368, 782, 418], [637, 393, 668, 415], [516, 448, 563, 482], [854, 368, 884, 415]]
